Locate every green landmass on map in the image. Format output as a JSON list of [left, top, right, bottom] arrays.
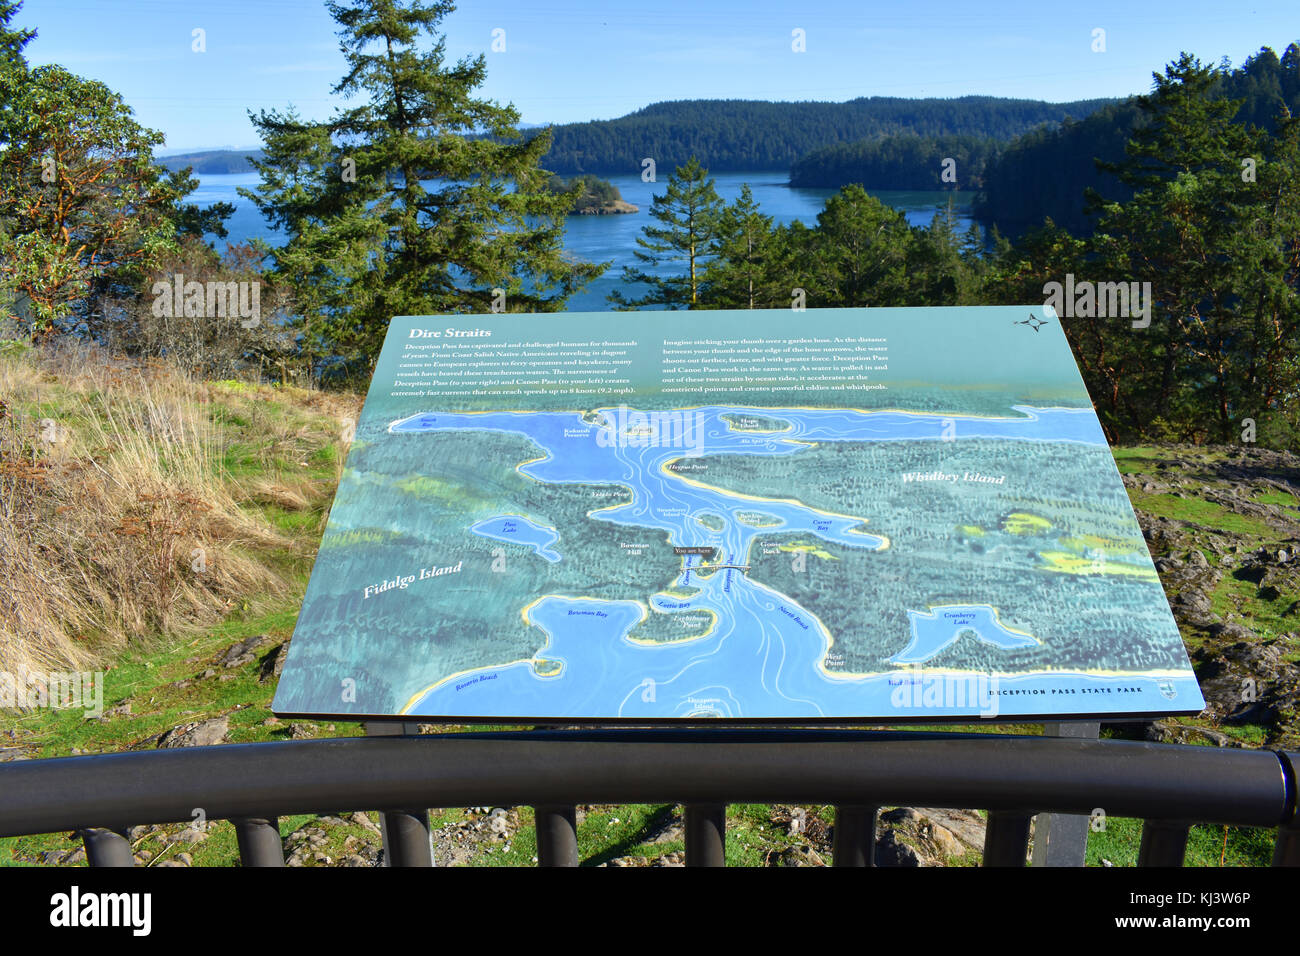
[[706, 437, 1185, 674], [284, 429, 687, 708]]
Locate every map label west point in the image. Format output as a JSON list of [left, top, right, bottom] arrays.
[[274, 308, 1204, 723]]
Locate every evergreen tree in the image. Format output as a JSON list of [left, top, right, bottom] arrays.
[[769, 220, 816, 310], [700, 184, 779, 309], [1283, 43, 1300, 100], [905, 198, 980, 305], [1222, 107, 1300, 446], [0, 0, 33, 73], [244, 109, 355, 375], [803, 185, 912, 307], [245, 0, 603, 367], [537, 96, 1114, 175], [608, 156, 723, 309], [1090, 53, 1281, 441]]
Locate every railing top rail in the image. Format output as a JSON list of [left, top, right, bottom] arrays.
[[0, 731, 1294, 839]]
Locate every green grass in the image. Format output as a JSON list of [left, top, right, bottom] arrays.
[[1126, 490, 1282, 539], [308, 443, 338, 466], [207, 405, 251, 428], [1111, 446, 1165, 461], [262, 503, 325, 534], [1209, 574, 1296, 642], [574, 805, 676, 867], [1252, 489, 1299, 509], [220, 441, 273, 479], [1111, 446, 1168, 475], [5, 423, 1290, 866], [0, 596, 378, 867], [1086, 818, 1274, 867]]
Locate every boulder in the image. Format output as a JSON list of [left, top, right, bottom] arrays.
[[875, 830, 920, 867], [158, 716, 229, 748], [259, 642, 290, 682], [218, 634, 271, 669]]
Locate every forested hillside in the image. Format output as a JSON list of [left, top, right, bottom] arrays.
[[158, 95, 1111, 179], [789, 133, 1000, 189], [535, 95, 1114, 174], [977, 44, 1300, 236]]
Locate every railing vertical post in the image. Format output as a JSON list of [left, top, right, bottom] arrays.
[[365, 721, 433, 867], [684, 803, 726, 867], [79, 827, 134, 867], [534, 805, 579, 867], [1137, 820, 1190, 866], [232, 816, 285, 867], [1272, 824, 1300, 866], [983, 811, 1033, 867], [1031, 721, 1099, 866], [833, 805, 878, 867], [1275, 752, 1299, 866], [381, 809, 434, 867]]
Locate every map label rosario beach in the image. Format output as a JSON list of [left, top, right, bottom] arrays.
[[272, 307, 1205, 722]]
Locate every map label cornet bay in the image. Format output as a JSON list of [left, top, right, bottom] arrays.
[[272, 307, 1204, 722]]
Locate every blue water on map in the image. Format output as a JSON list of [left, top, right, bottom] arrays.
[[388, 404, 1198, 718], [892, 605, 1040, 664], [471, 515, 562, 563]]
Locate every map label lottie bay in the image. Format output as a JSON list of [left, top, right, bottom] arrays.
[[363, 560, 463, 599]]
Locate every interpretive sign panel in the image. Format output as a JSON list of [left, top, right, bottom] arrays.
[[273, 307, 1204, 722]]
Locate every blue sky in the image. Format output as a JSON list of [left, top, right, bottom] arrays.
[[14, 0, 1300, 151]]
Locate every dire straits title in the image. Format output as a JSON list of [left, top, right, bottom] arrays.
[[408, 328, 492, 339]]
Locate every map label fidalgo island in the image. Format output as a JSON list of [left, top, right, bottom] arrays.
[[272, 307, 1205, 722]]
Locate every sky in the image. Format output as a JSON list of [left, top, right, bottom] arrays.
[[13, 0, 1300, 152]]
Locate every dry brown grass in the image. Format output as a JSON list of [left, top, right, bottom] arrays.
[[0, 346, 294, 678], [244, 475, 318, 512]]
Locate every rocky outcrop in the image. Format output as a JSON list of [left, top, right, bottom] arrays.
[[1124, 445, 1300, 748], [573, 199, 638, 215], [157, 716, 229, 748], [218, 634, 271, 668]]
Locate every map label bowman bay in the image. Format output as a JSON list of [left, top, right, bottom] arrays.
[[272, 307, 1205, 722]]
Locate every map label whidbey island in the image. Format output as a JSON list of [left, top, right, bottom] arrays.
[[902, 471, 1007, 484]]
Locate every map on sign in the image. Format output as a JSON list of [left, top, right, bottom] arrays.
[[272, 307, 1205, 722]]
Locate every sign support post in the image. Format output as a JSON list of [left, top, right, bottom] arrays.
[[1031, 721, 1100, 866], [364, 721, 433, 866]]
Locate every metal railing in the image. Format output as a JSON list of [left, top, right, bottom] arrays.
[[1, 729, 1296, 867]]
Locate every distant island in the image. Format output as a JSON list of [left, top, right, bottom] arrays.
[[545, 173, 637, 215], [155, 94, 1117, 182], [157, 150, 262, 174], [529, 95, 1116, 174]]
